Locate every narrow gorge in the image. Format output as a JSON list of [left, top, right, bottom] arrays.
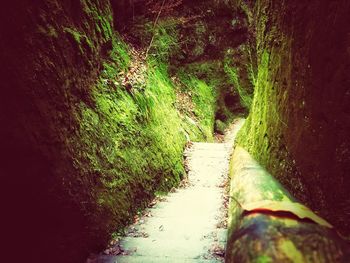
[[0, 1, 349, 262]]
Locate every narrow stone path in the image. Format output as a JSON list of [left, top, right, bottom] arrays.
[[114, 119, 245, 263]]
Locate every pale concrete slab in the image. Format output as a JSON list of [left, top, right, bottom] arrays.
[[112, 119, 245, 263]]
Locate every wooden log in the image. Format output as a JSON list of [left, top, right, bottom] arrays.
[[225, 146, 350, 263]]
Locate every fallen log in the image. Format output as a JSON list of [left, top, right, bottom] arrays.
[[225, 146, 350, 263]]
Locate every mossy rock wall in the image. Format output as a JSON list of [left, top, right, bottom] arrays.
[[0, 1, 214, 262], [235, 0, 350, 236], [122, 1, 254, 131], [1, 1, 116, 262]]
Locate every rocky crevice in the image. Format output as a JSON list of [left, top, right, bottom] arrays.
[[234, 0, 350, 237], [1, 1, 349, 262]]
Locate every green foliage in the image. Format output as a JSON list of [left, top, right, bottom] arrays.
[[236, 50, 270, 161], [63, 27, 95, 54], [215, 119, 227, 134], [190, 21, 207, 57], [64, 27, 83, 43], [102, 37, 131, 72], [175, 59, 244, 131], [176, 73, 216, 140], [143, 18, 181, 62], [60, 10, 248, 251], [236, 50, 294, 187], [82, 0, 114, 39], [224, 50, 253, 109], [74, 34, 219, 238], [176, 60, 224, 87]]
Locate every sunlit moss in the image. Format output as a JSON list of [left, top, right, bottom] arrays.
[[236, 47, 297, 193], [143, 18, 181, 62], [176, 71, 216, 141], [255, 255, 272, 263], [73, 31, 220, 240]]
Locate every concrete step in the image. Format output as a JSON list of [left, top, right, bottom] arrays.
[[112, 120, 246, 263]]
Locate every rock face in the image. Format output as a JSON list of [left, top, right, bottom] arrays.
[[235, 0, 350, 236], [0, 1, 123, 262], [0, 1, 191, 262], [0, 1, 250, 262]]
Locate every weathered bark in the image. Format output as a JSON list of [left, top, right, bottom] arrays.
[[226, 147, 350, 262]]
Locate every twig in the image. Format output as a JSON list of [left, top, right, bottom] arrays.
[[145, 0, 166, 59], [229, 195, 244, 209]]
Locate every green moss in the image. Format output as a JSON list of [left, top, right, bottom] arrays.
[[113, 39, 131, 68], [82, 0, 113, 40], [188, 78, 216, 139], [175, 57, 247, 132], [64, 27, 83, 44], [176, 60, 224, 86], [145, 18, 181, 62], [176, 70, 217, 141], [102, 37, 130, 72], [124, 14, 249, 134], [215, 119, 227, 134], [57, 9, 250, 255], [255, 255, 272, 263], [236, 46, 297, 194], [63, 27, 95, 55], [224, 49, 253, 109], [236, 50, 272, 163], [72, 32, 221, 242], [192, 21, 207, 57]]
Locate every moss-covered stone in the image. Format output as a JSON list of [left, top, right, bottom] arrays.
[[0, 1, 231, 262]]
